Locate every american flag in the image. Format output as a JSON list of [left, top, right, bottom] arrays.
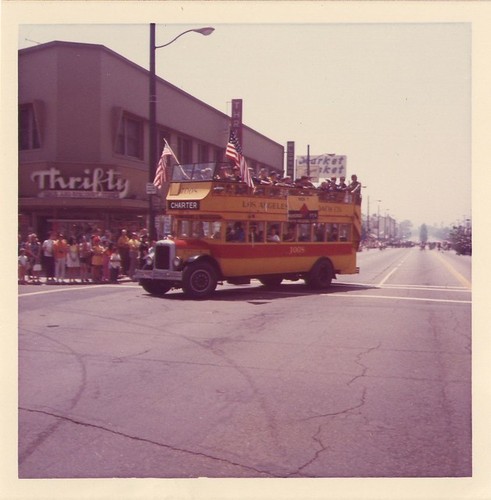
[[153, 142, 173, 188], [225, 130, 254, 189]]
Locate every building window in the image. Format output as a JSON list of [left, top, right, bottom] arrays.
[[214, 148, 224, 163], [197, 143, 209, 163], [116, 114, 143, 159], [177, 136, 192, 164], [19, 104, 40, 150]]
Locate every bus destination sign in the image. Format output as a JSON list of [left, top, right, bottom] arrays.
[[168, 200, 201, 210]]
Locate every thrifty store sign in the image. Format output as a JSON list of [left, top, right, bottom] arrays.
[[31, 167, 130, 199]]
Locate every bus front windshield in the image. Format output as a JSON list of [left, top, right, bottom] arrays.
[[171, 162, 223, 182]]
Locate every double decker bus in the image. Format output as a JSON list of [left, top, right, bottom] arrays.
[[135, 162, 361, 298]]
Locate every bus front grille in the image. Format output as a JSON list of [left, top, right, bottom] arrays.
[[155, 245, 171, 270]]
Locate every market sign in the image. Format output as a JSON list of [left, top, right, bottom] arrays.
[[31, 167, 130, 199], [296, 154, 347, 182]]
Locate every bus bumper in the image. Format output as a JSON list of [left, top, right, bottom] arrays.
[[134, 269, 183, 281]]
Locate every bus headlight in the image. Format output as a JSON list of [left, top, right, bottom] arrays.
[[173, 256, 183, 270]]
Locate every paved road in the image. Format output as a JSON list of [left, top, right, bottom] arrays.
[[17, 248, 472, 484]]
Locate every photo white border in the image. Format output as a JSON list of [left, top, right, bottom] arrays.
[[2, 1, 490, 499]]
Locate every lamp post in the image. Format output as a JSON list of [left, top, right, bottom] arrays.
[[376, 200, 382, 240], [148, 23, 214, 241]]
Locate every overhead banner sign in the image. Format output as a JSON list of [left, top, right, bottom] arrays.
[[296, 154, 347, 182]]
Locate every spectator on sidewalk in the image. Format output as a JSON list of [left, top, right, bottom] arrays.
[[109, 245, 122, 284], [18, 249, 29, 284], [79, 235, 92, 283], [66, 237, 81, 284], [91, 236, 104, 283], [25, 233, 42, 284], [54, 233, 68, 284], [42, 231, 57, 283], [117, 229, 130, 275]]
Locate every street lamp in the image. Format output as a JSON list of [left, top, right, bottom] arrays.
[[376, 200, 382, 240], [148, 23, 215, 241]]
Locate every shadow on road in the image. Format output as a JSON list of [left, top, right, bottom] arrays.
[[140, 281, 378, 302]]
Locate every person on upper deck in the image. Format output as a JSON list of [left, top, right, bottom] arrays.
[[337, 176, 348, 191], [278, 176, 295, 187], [295, 176, 315, 188], [328, 177, 338, 191], [268, 171, 279, 184], [257, 168, 271, 185], [347, 174, 362, 193]]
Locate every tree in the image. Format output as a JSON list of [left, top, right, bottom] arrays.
[[419, 224, 428, 244]]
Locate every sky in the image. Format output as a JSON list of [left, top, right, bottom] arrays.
[[16, 14, 472, 230]]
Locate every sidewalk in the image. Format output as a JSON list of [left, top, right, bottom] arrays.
[[18, 275, 136, 286]]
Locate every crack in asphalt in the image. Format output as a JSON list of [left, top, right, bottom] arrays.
[[19, 407, 279, 477], [287, 344, 379, 473]]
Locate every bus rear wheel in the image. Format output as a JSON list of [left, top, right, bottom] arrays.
[[182, 262, 218, 298], [306, 258, 333, 289]]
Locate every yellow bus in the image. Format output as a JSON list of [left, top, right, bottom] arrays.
[[135, 162, 361, 298]]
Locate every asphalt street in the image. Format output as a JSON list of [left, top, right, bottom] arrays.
[[14, 247, 476, 497]]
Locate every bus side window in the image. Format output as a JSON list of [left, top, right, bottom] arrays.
[[339, 224, 351, 242], [191, 221, 205, 238], [248, 222, 264, 243], [314, 223, 326, 242], [283, 223, 296, 242], [226, 221, 245, 242], [266, 223, 281, 242], [177, 220, 190, 238], [328, 224, 339, 242], [326, 223, 337, 242], [298, 223, 311, 242], [211, 221, 222, 240]]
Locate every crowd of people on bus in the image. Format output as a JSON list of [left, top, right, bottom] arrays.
[[215, 164, 362, 194], [18, 228, 154, 285]]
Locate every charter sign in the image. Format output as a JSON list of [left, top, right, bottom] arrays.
[[31, 167, 130, 199], [296, 154, 347, 182]]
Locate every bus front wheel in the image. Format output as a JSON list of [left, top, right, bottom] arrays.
[[182, 262, 218, 298], [140, 280, 172, 296], [306, 259, 333, 289]]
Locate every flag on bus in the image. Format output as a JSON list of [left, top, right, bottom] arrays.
[[225, 130, 254, 189], [153, 140, 177, 188]]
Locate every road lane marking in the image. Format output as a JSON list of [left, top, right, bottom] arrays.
[[18, 284, 137, 297], [377, 255, 411, 287], [432, 252, 472, 289], [323, 293, 471, 305], [378, 285, 470, 293]]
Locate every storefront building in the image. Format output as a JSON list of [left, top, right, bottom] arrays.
[[18, 41, 284, 241]]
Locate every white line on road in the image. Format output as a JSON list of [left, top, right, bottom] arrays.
[[322, 293, 471, 305], [19, 283, 471, 305], [377, 255, 410, 287], [18, 283, 138, 297]]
